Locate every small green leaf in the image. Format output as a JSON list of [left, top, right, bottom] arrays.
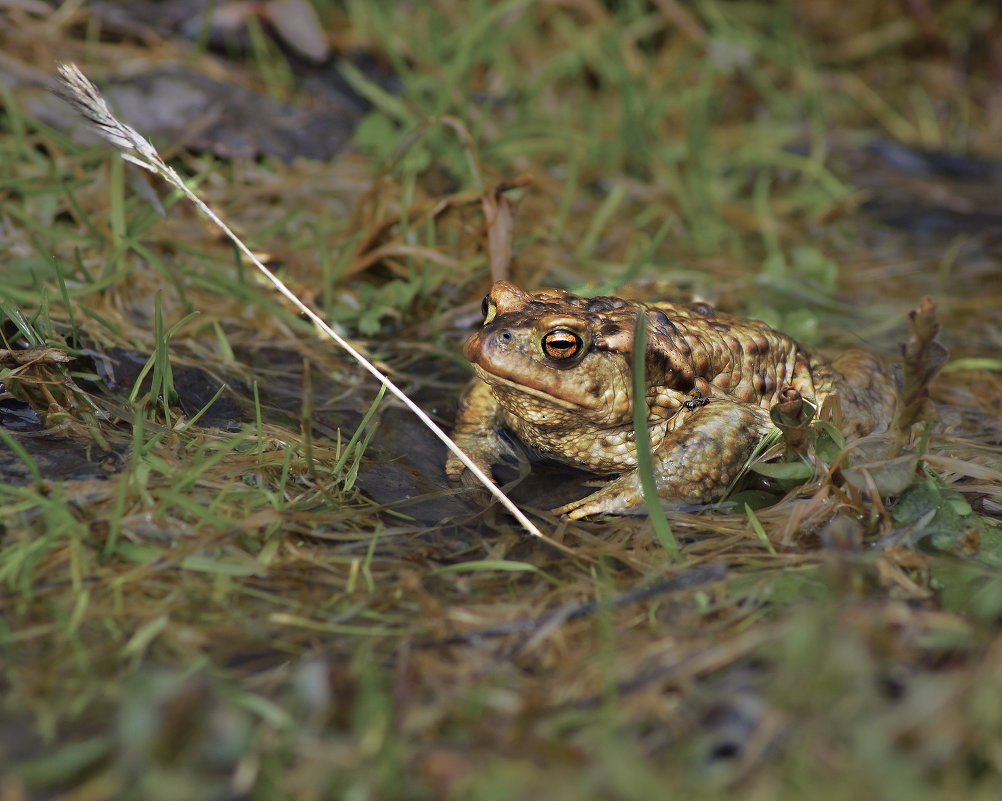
[[810, 419, 846, 465], [750, 460, 813, 480], [726, 490, 781, 510], [933, 563, 1002, 622], [812, 419, 846, 446], [948, 497, 973, 516], [891, 479, 952, 527], [842, 452, 919, 496]]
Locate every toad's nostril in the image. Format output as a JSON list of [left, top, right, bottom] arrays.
[[498, 330, 514, 343]]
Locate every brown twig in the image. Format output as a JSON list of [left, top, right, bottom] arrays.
[[890, 296, 948, 455]]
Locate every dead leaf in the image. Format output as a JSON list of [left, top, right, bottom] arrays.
[[0, 347, 73, 366], [483, 187, 513, 283]]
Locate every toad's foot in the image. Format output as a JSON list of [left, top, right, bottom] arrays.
[[551, 471, 646, 519], [552, 400, 774, 519]]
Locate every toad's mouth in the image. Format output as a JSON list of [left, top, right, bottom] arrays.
[[471, 364, 600, 411]]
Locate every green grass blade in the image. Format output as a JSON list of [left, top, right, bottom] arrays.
[[632, 311, 679, 558], [0, 428, 43, 489]]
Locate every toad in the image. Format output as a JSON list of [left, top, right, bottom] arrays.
[[447, 282, 898, 519]]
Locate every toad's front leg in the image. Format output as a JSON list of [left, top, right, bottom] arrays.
[[446, 379, 524, 487], [552, 401, 774, 519]]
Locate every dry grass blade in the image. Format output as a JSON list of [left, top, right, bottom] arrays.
[[52, 63, 546, 541], [0, 347, 73, 366], [483, 185, 514, 282]]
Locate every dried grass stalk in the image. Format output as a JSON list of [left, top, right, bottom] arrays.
[[53, 63, 545, 541]]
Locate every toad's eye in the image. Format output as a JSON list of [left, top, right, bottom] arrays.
[[481, 296, 496, 323], [542, 329, 583, 360]]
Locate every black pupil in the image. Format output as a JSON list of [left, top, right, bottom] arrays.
[[481, 296, 490, 317], [546, 331, 579, 358]]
